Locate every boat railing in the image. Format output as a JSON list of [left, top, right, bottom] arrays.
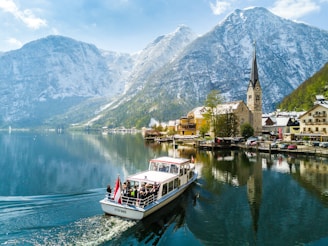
[[107, 193, 158, 208]]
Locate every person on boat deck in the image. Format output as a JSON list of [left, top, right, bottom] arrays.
[[131, 185, 138, 198], [122, 182, 128, 196], [106, 185, 111, 198], [152, 183, 160, 195], [139, 183, 148, 199]]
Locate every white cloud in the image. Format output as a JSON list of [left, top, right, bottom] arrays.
[[270, 0, 320, 19], [0, 0, 47, 29], [210, 0, 231, 15], [5, 37, 22, 48]]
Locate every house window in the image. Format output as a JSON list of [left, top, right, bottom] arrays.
[[309, 113, 312, 116], [303, 119, 306, 123], [324, 119, 326, 122], [316, 127, 319, 132], [303, 127, 306, 131], [309, 119, 312, 123], [323, 128, 326, 133], [308, 128, 311, 131]]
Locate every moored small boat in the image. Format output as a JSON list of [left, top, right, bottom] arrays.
[[99, 156, 197, 220]]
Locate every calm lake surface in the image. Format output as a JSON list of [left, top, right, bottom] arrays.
[[1, 131, 328, 245]]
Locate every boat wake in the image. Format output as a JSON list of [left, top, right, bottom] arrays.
[[23, 215, 137, 246], [0, 190, 136, 245]]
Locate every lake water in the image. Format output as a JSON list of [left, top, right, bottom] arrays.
[[1, 131, 328, 245]]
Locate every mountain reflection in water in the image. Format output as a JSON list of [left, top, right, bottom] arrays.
[[1, 132, 328, 245]]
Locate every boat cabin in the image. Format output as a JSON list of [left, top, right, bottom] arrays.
[[121, 157, 195, 208], [148, 156, 191, 175]]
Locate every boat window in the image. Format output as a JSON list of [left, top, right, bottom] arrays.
[[168, 181, 174, 192], [159, 163, 166, 172], [128, 180, 139, 188], [180, 165, 184, 176], [162, 183, 168, 196], [174, 178, 179, 188], [170, 164, 178, 174], [149, 162, 158, 171]]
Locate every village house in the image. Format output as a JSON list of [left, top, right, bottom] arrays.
[[176, 107, 207, 135], [262, 114, 300, 140], [298, 96, 328, 141]]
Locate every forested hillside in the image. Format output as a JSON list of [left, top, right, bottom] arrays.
[[278, 62, 328, 111]]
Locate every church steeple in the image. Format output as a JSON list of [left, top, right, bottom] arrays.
[[250, 43, 259, 88], [247, 42, 262, 136]]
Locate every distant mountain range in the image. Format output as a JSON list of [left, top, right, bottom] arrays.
[[1, 7, 328, 128]]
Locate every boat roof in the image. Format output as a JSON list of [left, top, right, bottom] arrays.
[[127, 170, 177, 184], [149, 156, 190, 165]]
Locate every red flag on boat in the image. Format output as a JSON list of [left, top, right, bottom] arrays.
[[113, 176, 122, 204]]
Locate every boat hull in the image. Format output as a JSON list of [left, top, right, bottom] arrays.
[[100, 175, 196, 220]]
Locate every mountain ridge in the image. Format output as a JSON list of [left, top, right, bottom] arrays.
[[94, 7, 328, 128], [1, 7, 328, 128]]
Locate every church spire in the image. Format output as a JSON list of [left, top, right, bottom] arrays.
[[246, 41, 262, 136], [250, 41, 259, 88]]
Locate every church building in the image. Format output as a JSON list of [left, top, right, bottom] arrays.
[[177, 45, 263, 137]]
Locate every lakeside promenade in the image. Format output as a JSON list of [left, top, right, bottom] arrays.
[[196, 140, 328, 157], [148, 135, 328, 157]]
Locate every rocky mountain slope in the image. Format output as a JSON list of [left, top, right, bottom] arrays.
[[1, 7, 328, 128], [94, 7, 328, 128]]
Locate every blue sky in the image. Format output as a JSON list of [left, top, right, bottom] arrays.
[[1, 0, 328, 53]]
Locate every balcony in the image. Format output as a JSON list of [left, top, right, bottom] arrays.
[[313, 113, 327, 118]]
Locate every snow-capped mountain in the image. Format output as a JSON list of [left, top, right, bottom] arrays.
[[0, 36, 133, 126], [115, 25, 197, 107], [1, 7, 328, 128], [144, 6, 328, 112], [96, 7, 328, 127]]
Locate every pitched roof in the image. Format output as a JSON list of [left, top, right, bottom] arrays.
[[188, 106, 207, 118], [299, 103, 328, 119], [215, 100, 245, 114]]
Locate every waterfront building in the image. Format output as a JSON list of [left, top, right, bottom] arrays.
[[177, 45, 262, 137], [299, 102, 328, 141], [247, 45, 262, 136]]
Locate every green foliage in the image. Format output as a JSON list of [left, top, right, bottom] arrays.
[[205, 90, 224, 109], [204, 90, 224, 136], [199, 123, 210, 138], [216, 113, 239, 137], [278, 62, 328, 111], [240, 123, 254, 138]]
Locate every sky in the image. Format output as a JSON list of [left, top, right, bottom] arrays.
[[0, 0, 328, 53]]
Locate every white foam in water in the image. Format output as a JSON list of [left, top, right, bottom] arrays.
[[21, 215, 136, 245]]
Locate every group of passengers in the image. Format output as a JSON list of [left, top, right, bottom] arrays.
[[122, 181, 159, 200], [106, 181, 160, 207]]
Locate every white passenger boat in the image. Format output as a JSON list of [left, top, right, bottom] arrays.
[[99, 156, 197, 220]]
